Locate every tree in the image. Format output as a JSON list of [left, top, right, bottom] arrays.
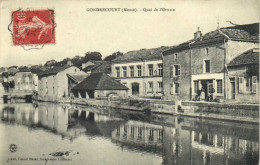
[[83, 52, 102, 62], [44, 59, 57, 66], [71, 56, 84, 67], [104, 51, 123, 61]]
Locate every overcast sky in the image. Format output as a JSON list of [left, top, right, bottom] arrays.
[[0, 0, 259, 67]]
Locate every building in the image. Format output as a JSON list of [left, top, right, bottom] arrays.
[[38, 65, 85, 101], [226, 48, 259, 103], [67, 73, 88, 97], [81, 60, 112, 74], [111, 46, 169, 98], [163, 23, 259, 102], [13, 71, 38, 93], [72, 72, 128, 99]]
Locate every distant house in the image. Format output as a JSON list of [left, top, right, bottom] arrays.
[[67, 73, 88, 97], [14, 71, 38, 93], [227, 48, 259, 103], [163, 23, 259, 102], [111, 46, 169, 98], [72, 72, 128, 99], [82, 60, 111, 74], [38, 65, 86, 101]]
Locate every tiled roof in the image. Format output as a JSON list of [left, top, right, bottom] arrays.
[[163, 40, 193, 56], [72, 72, 128, 91], [38, 65, 73, 77], [163, 23, 259, 55], [113, 46, 168, 63], [82, 61, 111, 74], [192, 23, 259, 47], [67, 73, 88, 83], [228, 49, 259, 66]]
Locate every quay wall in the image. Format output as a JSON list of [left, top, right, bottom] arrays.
[[36, 97, 259, 123]]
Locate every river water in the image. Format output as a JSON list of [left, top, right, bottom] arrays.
[[0, 101, 258, 165]]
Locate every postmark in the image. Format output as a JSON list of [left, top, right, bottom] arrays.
[[10, 9, 55, 47], [9, 144, 17, 153]]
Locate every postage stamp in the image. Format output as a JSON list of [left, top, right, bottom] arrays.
[[12, 9, 55, 46]]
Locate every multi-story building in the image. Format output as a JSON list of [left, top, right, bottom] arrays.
[[163, 23, 259, 102], [111, 47, 169, 98], [38, 65, 85, 101], [14, 71, 38, 93]]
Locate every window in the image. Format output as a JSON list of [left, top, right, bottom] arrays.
[[204, 60, 210, 73], [252, 76, 257, 93], [170, 83, 174, 95], [115, 67, 120, 78], [194, 81, 199, 94], [174, 54, 178, 59], [170, 66, 174, 78], [158, 64, 163, 76], [217, 80, 223, 94], [130, 66, 134, 77], [174, 65, 181, 76], [148, 64, 154, 76], [175, 83, 179, 94], [137, 65, 142, 77], [246, 77, 251, 92], [205, 48, 209, 55], [148, 82, 153, 93], [158, 82, 163, 93], [122, 67, 127, 77]]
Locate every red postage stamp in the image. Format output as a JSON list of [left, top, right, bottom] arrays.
[[12, 9, 55, 45]]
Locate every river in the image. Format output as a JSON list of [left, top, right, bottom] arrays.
[[0, 101, 258, 165]]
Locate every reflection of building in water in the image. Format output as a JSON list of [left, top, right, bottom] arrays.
[[111, 121, 165, 153], [182, 119, 259, 165], [0, 103, 86, 139]]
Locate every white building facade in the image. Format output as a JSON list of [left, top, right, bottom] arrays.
[[111, 60, 164, 98]]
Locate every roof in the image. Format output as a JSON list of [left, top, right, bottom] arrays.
[[82, 61, 111, 74], [113, 46, 168, 63], [228, 49, 259, 66], [192, 23, 259, 47], [38, 65, 74, 77], [67, 73, 88, 83], [163, 23, 259, 55], [163, 40, 192, 56], [72, 72, 128, 91]]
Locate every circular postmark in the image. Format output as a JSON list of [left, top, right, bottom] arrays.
[[9, 144, 17, 153]]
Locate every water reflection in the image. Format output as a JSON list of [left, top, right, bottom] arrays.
[[0, 102, 259, 165]]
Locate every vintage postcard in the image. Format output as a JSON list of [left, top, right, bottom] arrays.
[[0, 0, 259, 165]]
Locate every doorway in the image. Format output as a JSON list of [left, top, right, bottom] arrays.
[[230, 78, 235, 99], [132, 83, 139, 96]]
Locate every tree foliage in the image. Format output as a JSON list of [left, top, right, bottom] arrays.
[[104, 51, 123, 61], [84, 52, 102, 62]]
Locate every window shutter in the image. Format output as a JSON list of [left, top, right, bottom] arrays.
[[239, 77, 244, 93], [170, 66, 173, 78], [179, 65, 181, 76], [252, 76, 257, 93]]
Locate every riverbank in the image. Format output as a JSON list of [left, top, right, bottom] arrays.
[[36, 97, 259, 124]]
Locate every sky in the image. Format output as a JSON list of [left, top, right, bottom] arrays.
[[0, 0, 259, 67]]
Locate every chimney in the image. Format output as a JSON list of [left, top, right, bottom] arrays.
[[194, 27, 202, 40]]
